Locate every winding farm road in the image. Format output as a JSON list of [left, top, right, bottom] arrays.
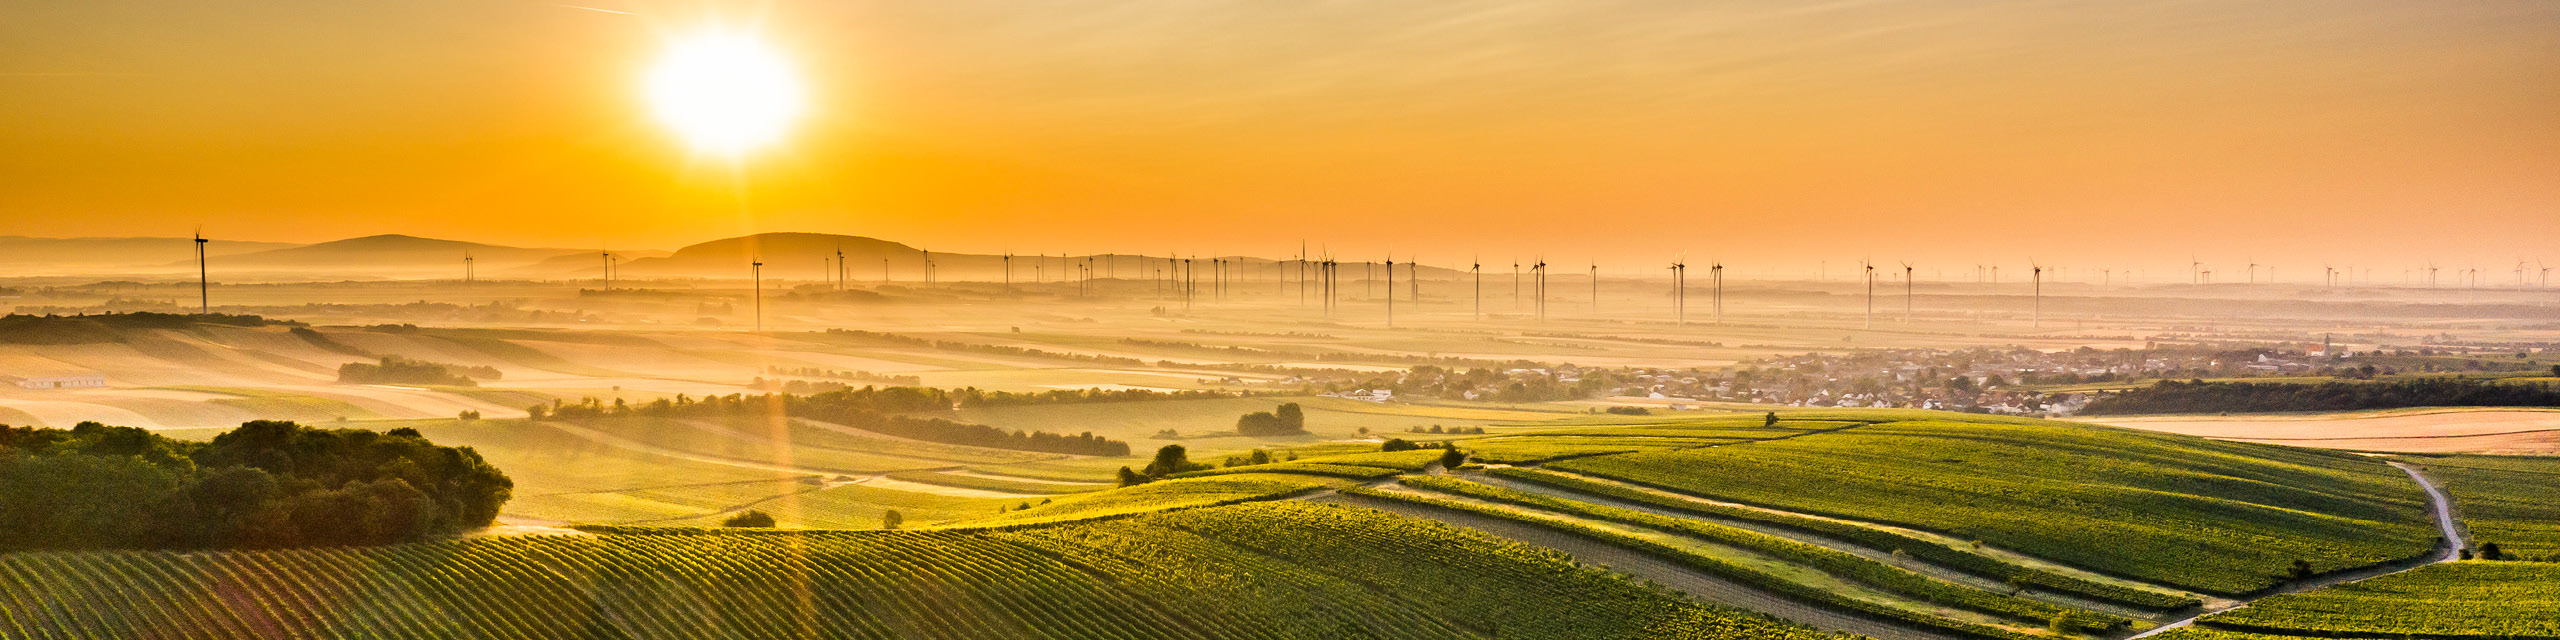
[[2122, 461, 2466, 639]]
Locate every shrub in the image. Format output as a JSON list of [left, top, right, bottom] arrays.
[[723, 510, 776, 528], [1604, 406, 1651, 415], [1381, 438, 1421, 452], [1439, 447, 1467, 469]]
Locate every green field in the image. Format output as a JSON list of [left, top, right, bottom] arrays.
[[2416, 454, 2560, 559], [1548, 418, 2439, 595], [0, 502, 1832, 640], [2181, 562, 2560, 638]]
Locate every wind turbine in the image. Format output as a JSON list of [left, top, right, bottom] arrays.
[[1002, 253, 1013, 293], [1711, 260, 1725, 325], [600, 250, 614, 290], [1472, 256, 1483, 320], [1385, 254, 1395, 328], [1861, 259, 1875, 330], [1668, 257, 1684, 326], [464, 251, 475, 286], [2191, 256, 2203, 286], [1589, 260, 1599, 316], [2031, 260, 2044, 329], [193, 229, 209, 313], [835, 246, 846, 291], [1901, 261, 1914, 324], [750, 257, 764, 333], [2247, 257, 2260, 284], [1533, 257, 1548, 323]]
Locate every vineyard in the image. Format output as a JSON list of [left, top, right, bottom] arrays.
[[1549, 419, 2440, 594], [0, 502, 1833, 640], [1387, 475, 2127, 632], [2417, 454, 2560, 559], [1482, 467, 2204, 610], [2177, 562, 2560, 639]]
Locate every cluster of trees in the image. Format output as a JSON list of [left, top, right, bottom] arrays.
[[1402, 425, 1489, 434], [529, 387, 1130, 456], [952, 386, 1247, 408], [762, 365, 920, 386], [1235, 403, 1307, 436], [1118, 445, 1214, 486], [2080, 378, 2560, 415], [0, 312, 286, 345], [337, 356, 500, 386], [0, 420, 512, 550]]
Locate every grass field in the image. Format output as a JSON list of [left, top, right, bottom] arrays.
[[1549, 418, 2440, 595], [0, 502, 1832, 640], [2415, 454, 2560, 559]]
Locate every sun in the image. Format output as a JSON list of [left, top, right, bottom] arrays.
[[643, 31, 806, 157]]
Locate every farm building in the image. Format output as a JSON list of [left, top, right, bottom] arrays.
[[2, 374, 107, 389]]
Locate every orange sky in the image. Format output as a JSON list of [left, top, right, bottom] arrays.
[[3, 1, 2556, 275]]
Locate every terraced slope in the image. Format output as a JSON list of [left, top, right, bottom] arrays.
[[2414, 454, 2560, 559], [1552, 419, 2439, 595], [0, 502, 1828, 640], [2152, 561, 2560, 640]]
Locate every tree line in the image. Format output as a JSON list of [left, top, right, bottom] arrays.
[[2079, 377, 2560, 415], [0, 420, 512, 551], [528, 387, 1130, 456], [338, 355, 501, 386]]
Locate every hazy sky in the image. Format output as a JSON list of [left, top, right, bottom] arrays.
[[4, 0, 2556, 274]]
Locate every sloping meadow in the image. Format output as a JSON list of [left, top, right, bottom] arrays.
[[1550, 418, 2441, 595]]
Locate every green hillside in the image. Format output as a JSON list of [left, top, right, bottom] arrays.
[[2158, 561, 2560, 640], [2414, 454, 2560, 559], [1548, 418, 2439, 595]]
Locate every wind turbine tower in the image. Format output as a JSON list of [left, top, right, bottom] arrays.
[[1712, 261, 1725, 325], [1901, 261, 1914, 323], [750, 258, 764, 333], [1862, 260, 1875, 330], [2031, 261, 2044, 329], [194, 230, 209, 313]]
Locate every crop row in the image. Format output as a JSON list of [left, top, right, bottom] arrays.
[[1341, 485, 2050, 640], [0, 502, 1842, 640], [1489, 466, 2202, 610], [2198, 561, 2560, 638], [1397, 476, 2123, 632], [1146, 501, 1842, 640], [1550, 419, 2440, 595]]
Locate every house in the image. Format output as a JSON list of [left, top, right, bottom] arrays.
[[3, 374, 107, 389]]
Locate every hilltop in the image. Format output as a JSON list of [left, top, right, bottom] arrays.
[[211, 234, 589, 271]]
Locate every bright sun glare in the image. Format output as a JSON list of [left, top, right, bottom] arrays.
[[644, 31, 805, 157]]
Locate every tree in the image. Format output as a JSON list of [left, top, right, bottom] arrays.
[[1764, 411, 1779, 427], [1438, 446, 1466, 469], [1116, 466, 1149, 487], [1274, 403, 1305, 430], [2480, 542, 2505, 561], [880, 510, 903, 530], [1141, 444, 1209, 478], [722, 510, 775, 527], [1381, 438, 1420, 452], [2288, 559, 2313, 580]]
